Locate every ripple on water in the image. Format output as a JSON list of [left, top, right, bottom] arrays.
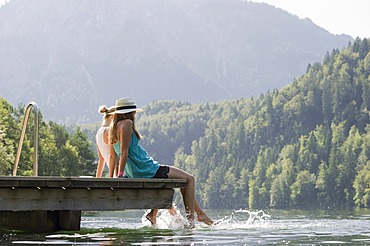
[[4, 209, 370, 245]]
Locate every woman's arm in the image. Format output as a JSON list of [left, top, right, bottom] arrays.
[[108, 144, 117, 178], [118, 120, 133, 176], [96, 146, 104, 178]]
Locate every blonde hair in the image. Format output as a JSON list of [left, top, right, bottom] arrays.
[[98, 105, 114, 119], [109, 112, 141, 144]]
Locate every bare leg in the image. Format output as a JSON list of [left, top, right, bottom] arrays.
[[167, 205, 177, 216], [146, 209, 159, 225], [113, 164, 119, 178], [96, 148, 105, 178], [108, 153, 115, 178], [168, 166, 213, 227], [96, 161, 104, 177], [168, 167, 195, 226], [145, 205, 176, 225], [195, 200, 214, 225]]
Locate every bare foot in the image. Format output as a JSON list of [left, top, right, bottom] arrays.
[[145, 209, 158, 225], [197, 213, 214, 226], [168, 206, 177, 216]]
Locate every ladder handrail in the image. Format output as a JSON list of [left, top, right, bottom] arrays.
[[13, 102, 39, 176]]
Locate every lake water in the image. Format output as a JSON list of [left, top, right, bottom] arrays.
[[1, 208, 370, 245]]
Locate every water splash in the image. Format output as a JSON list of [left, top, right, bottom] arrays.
[[141, 204, 187, 230], [235, 209, 271, 223], [140, 207, 271, 230], [210, 209, 271, 230]]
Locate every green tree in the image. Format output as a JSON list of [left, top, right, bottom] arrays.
[[270, 174, 290, 209], [0, 98, 17, 175], [316, 161, 331, 207], [68, 127, 95, 176], [37, 121, 59, 176], [0, 123, 15, 175], [60, 142, 80, 176], [336, 126, 362, 207], [290, 170, 317, 208], [202, 167, 222, 208], [235, 167, 250, 208], [219, 167, 238, 208], [353, 161, 370, 207]]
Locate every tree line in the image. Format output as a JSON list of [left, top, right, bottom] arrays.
[[1, 38, 369, 210], [137, 38, 370, 209], [0, 99, 95, 176]]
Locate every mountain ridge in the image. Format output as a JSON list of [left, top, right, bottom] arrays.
[[0, 0, 352, 123]]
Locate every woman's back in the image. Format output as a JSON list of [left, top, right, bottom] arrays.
[[96, 126, 111, 167], [113, 132, 159, 178]]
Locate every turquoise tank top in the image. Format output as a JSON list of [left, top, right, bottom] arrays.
[[113, 132, 160, 178]]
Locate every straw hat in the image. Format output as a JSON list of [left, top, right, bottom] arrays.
[[113, 97, 143, 114]]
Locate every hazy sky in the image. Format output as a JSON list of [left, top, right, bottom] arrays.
[[251, 0, 370, 38], [1, 0, 369, 38]]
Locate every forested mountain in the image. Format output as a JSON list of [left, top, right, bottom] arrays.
[[135, 38, 370, 209], [0, 0, 351, 124], [1, 38, 369, 209]]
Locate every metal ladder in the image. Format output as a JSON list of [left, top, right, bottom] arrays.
[[12, 102, 39, 176]]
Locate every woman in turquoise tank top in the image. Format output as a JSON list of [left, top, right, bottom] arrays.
[[108, 97, 214, 228]]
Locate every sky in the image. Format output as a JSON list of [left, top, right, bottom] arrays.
[[251, 0, 370, 38], [0, 0, 369, 38]]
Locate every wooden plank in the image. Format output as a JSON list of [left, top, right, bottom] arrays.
[[0, 187, 174, 211], [0, 177, 187, 189], [0, 179, 19, 187], [0, 176, 186, 232]]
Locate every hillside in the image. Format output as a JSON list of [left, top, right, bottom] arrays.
[[0, 0, 351, 123], [1, 38, 369, 209], [136, 38, 370, 209]]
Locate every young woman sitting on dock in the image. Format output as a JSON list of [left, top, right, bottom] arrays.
[[108, 97, 214, 228], [95, 105, 118, 178], [96, 104, 177, 224]]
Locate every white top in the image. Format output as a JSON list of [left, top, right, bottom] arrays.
[[96, 126, 111, 168]]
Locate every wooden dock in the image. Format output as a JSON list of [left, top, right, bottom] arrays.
[[0, 176, 186, 232]]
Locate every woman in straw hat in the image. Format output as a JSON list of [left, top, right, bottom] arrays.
[[108, 97, 214, 227], [95, 105, 118, 177], [97, 103, 176, 224]]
